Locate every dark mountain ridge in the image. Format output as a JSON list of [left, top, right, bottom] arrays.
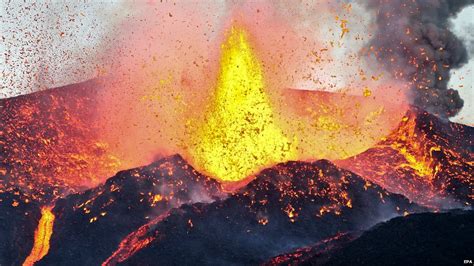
[[117, 159, 423, 265]]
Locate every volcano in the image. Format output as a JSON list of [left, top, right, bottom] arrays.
[[3, 1, 474, 264], [1, 82, 472, 266]]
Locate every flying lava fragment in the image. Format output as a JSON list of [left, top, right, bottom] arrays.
[[188, 27, 297, 182]]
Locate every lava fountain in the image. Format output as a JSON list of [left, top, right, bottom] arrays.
[[187, 27, 297, 182]]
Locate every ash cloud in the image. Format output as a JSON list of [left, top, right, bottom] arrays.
[[364, 0, 474, 118]]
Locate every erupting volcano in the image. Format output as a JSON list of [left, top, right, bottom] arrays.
[[1, 1, 473, 265]]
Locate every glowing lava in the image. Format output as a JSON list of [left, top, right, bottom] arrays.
[[336, 108, 473, 208], [102, 211, 171, 266], [188, 27, 296, 182], [0, 84, 122, 203], [23, 206, 55, 266]]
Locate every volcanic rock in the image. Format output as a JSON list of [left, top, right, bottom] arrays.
[[120, 160, 423, 265], [268, 210, 473, 265], [0, 189, 41, 266]]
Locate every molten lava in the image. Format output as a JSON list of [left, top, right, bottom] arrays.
[[337, 108, 473, 208], [102, 211, 171, 266], [188, 27, 296, 182], [0, 83, 122, 203], [23, 206, 55, 266]]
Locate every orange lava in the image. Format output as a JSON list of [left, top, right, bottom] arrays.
[[23, 206, 55, 266], [336, 108, 473, 208], [102, 211, 171, 266], [266, 232, 352, 265], [0, 82, 122, 203]]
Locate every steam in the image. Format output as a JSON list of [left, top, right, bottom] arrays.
[[364, 0, 474, 118]]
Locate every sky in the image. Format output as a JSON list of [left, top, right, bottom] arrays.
[[450, 6, 474, 125], [1, 1, 472, 125]]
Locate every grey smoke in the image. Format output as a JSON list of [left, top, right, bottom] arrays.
[[365, 0, 474, 118]]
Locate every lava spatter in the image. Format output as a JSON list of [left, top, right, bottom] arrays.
[[188, 26, 297, 182], [119, 159, 422, 265], [0, 81, 122, 204]]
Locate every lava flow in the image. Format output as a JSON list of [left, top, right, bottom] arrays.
[[101, 211, 171, 266], [22, 206, 55, 266]]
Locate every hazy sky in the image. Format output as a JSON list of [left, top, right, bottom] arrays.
[[1, 1, 472, 124], [449, 6, 473, 125]]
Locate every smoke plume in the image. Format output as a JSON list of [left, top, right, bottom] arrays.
[[365, 0, 474, 117]]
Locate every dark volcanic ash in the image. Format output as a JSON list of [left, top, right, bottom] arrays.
[[365, 0, 473, 118]]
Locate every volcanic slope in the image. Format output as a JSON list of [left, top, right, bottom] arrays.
[[268, 210, 473, 266], [0, 79, 119, 205], [337, 107, 473, 209], [117, 159, 423, 265], [0, 189, 41, 266], [38, 154, 223, 266]]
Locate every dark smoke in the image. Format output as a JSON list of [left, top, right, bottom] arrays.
[[365, 0, 474, 118]]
